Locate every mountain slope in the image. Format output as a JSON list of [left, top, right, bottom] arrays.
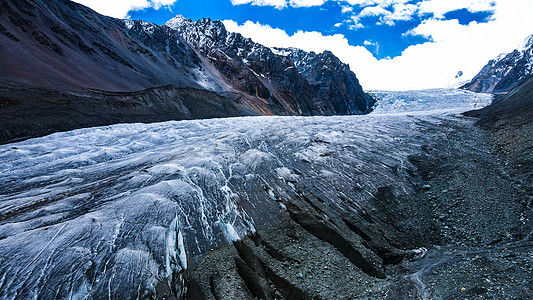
[[463, 35, 533, 180], [462, 34, 533, 93], [165, 16, 375, 115], [283, 48, 375, 113], [464, 75, 533, 185], [0, 0, 216, 92], [0, 83, 255, 143], [0, 1, 375, 144]]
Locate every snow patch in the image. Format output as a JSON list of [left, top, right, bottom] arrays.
[[220, 221, 240, 242], [124, 20, 134, 30], [165, 15, 189, 30], [270, 47, 291, 57], [284, 66, 295, 72], [140, 21, 156, 35]]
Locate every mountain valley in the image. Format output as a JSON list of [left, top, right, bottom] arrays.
[[0, 1, 532, 299]]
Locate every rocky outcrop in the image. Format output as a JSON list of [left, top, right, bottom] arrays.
[[462, 34, 533, 93], [281, 48, 374, 114], [165, 16, 375, 115]]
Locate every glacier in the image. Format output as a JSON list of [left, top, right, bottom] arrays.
[[0, 89, 492, 299]]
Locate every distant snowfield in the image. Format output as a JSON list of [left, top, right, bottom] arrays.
[[0, 89, 491, 299], [370, 89, 492, 115]]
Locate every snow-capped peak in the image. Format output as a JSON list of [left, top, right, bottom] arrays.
[[165, 15, 191, 29], [462, 32, 533, 93]]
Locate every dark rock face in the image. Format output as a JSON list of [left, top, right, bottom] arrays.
[[465, 75, 533, 126], [462, 35, 533, 93], [165, 16, 375, 115], [283, 48, 375, 114]]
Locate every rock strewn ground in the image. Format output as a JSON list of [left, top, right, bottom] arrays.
[[178, 113, 532, 300]]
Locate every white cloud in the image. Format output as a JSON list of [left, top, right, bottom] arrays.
[[289, 0, 329, 7], [348, 15, 365, 29], [336, 0, 498, 30], [417, 0, 496, 18], [341, 5, 354, 13], [230, 0, 329, 9], [341, 0, 407, 6], [227, 0, 497, 19], [223, 0, 533, 90], [72, 0, 177, 19], [230, 0, 287, 9], [228, 0, 411, 10], [390, 3, 418, 21], [359, 5, 390, 17]]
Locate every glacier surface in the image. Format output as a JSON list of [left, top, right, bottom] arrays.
[[0, 89, 491, 299]]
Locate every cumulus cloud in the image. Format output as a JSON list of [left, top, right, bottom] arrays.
[[72, 0, 177, 19], [223, 0, 533, 90], [359, 5, 390, 17], [342, 0, 497, 29], [354, 4, 417, 26], [227, 0, 498, 28], [417, 0, 496, 18], [289, 0, 329, 7], [230, 0, 287, 9], [229, 0, 410, 9], [341, 5, 354, 13], [229, 0, 328, 9]]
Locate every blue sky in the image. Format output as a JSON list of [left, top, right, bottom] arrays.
[[74, 0, 533, 90], [128, 1, 492, 59]]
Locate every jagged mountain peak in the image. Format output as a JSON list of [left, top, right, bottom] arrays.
[[462, 33, 533, 93], [165, 14, 188, 25], [166, 14, 375, 115], [165, 14, 227, 31]]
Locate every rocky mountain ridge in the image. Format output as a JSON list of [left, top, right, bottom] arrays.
[[462, 34, 533, 93], [0, 1, 375, 144], [282, 47, 373, 114], [165, 15, 375, 115]]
